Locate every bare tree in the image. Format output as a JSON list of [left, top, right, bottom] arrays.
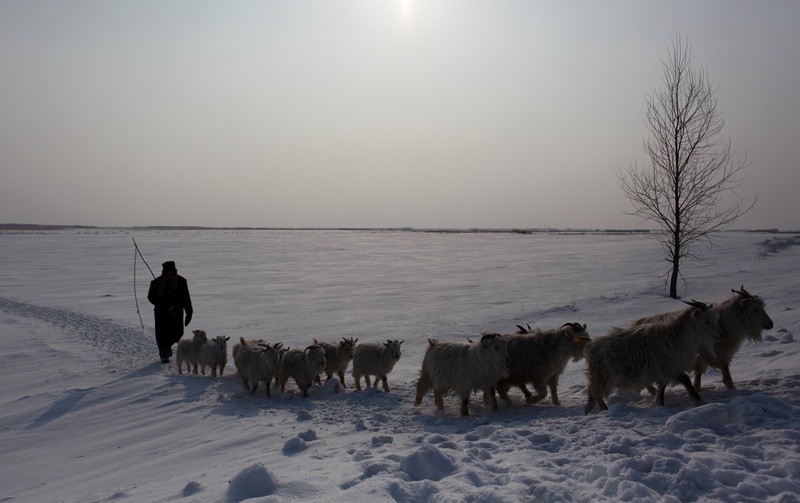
[[619, 35, 754, 299]]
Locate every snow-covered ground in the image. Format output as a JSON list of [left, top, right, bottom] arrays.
[[1, 228, 799, 503]]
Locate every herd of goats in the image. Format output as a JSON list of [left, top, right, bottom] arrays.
[[173, 286, 774, 416]]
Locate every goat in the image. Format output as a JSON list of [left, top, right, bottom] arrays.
[[176, 329, 207, 375], [232, 336, 266, 360], [313, 337, 358, 388], [693, 286, 774, 390], [233, 337, 282, 397], [278, 344, 327, 397], [351, 340, 403, 392], [496, 322, 590, 406], [199, 335, 230, 377], [414, 333, 509, 416], [584, 300, 722, 413]]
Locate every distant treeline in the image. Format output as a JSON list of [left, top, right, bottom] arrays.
[[0, 224, 99, 231], [0, 223, 650, 234], [1, 223, 795, 234]]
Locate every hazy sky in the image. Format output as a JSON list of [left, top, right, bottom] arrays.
[[2, 1, 798, 229]]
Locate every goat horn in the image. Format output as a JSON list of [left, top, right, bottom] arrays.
[[732, 285, 754, 298], [683, 299, 710, 310]]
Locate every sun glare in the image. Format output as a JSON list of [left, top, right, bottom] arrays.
[[399, 0, 412, 27]]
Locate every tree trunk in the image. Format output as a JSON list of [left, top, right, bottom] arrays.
[[669, 233, 680, 299]]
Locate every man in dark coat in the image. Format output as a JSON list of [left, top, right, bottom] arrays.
[[148, 260, 194, 363]]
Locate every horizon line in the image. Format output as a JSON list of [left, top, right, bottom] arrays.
[[1, 223, 796, 234]]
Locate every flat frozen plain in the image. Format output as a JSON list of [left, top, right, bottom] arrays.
[[1, 228, 799, 502]]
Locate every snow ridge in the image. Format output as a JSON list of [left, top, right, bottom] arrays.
[[0, 296, 152, 368]]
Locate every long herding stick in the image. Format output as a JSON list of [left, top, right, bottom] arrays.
[[132, 237, 156, 334]]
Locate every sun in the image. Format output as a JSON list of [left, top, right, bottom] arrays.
[[398, 0, 412, 27]]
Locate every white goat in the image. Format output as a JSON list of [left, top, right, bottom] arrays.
[[232, 336, 266, 360], [351, 340, 404, 392], [693, 286, 774, 390], [176, 329, 207, 375], [233, 337, 282, 397], [278, 344, 327, 397], [584, 300, 722, 413], [313, 337, 358, 388], [496, 322, 591, 406], [200, 335, 230, 378], [414, 333, 509, 416]]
